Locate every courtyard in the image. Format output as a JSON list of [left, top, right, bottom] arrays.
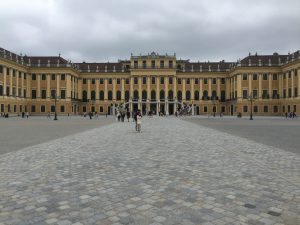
[[0, 116, 299, 225]]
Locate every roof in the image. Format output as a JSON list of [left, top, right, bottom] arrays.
[[76, 62, 126, 73]]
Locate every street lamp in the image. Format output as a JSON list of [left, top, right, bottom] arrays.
[[248, 94, 254, 120]]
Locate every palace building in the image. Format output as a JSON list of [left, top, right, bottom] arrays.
[[0, 47, 299, 116]]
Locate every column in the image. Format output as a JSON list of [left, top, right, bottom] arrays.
[[286, 72, 288, 98], [56, 74, 60, 97], [16, 70, 19, 97], [37, 74, 41, 98], [182, 78, 186, 100], [291, 70, 294, 98], [78, 78, 82, 100], [113, 78, 116, 100], [104, 78, 108, 100], [191, 78, 195, 100], [248, 74, 252, 96], [298, 69, 300, 98], [174, 76, 177, 112], [225, 78, 230, 100], [121, 78, 125, 100], [258, 74, 262, 99], [9, 68, 13, 96], [3, 66, 7, 96], [199, 78, 203, 99], [147, 76, 150, 100], [87, 79, 91, 100], [46, 74, 50, 98], [156, 76, 160, 100], [279, 73, 283, 99], [208, 78, 212, 98], [217, 78, 221, 99], [138, 77, 142, 100], [66, 74, 71, 99], [269, 73, 272, 98], [27, 74, 31, 98], [21, 72, 24, 98], [236, 74, 242, 99], [130, 77, 133, 98], [165, 76, 169, 115]]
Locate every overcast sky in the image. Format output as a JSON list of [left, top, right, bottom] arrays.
[[0, 0, 299, 62]]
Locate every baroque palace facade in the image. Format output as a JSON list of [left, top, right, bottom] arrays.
[[0, 47, 300, 116]]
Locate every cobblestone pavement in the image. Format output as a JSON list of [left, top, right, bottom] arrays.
[[0, 117, 299, 225]]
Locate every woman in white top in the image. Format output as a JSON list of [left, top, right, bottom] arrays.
[[136, 113, 142, 132]]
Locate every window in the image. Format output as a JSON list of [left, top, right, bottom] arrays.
[[91, 78, 95, 84], [108, 91, 112, 100], [262, 90, 268, 99], [125, 91, 129, 101], [160, 77, 164, 84], [134, 61, 138, 68], [133, 90, 139, 100], [108, 78, 112, 84], [42, 74, 46, 80], [24, 73, 26, 80], [177, 91, 182, 101], [142, 90, 147, 100], [288, 88, 292, 98], [142, 77, 146, 84], [253, 74, 258, 80], [272, 90, 278, 99], [169, 60, 173, 68], [151, 90, 156, 100], [221, 78, 225, 84], [288, 71, 291, 78], [18, 71, 22, 78], [264, 106, 268, 112], [41, 90, 46, 99], [117, 78, 121, 84], [0, 65, 2, 73], [243, 90, 248, 99], [283, 73, 286, 79], [13, 69, 16, 77], [273, 106, 278, 113], [134, 77, 138, 84], [31, 105, 36, 112], [100, 78, 104, 84], [254, 106, 258, 113], [186, 78, 190, 84], [242, 74, 247, 80], [212, 78, 216, 84], [61, 90, 66, 99], [169, 77, 173, 84], [32, 90, 36, 99], [177, 78, 182, 84], [117, 91, 121, 100], [142, 60, 146, 69], [283, 89, 286, 98], [41, 105, 46, 113], [151, 60, 155, 68], [168, 90, 173, 100], [61, 74, 65, 80], [160, 60, 164, 68], [51, 74, 56, 80], [125, 78, 129, 84], [194, 91, 199, 100], [83, 78, 86, 84], [82, 91, 87, 102], [151, 77, 156, 84], [100, 106, 103, 112], [51, 105, 55, 112], [51, 90, 56, 99], [263, 73, 268, 80], [160, 90, 165, 100], [195, 78, 198, 84], [295, 69, 298, 76], [60, 105, 65, 113], [186, 91, 190, 100], [243, 106, 248, 112], [273, 73, 278, 80], [32, 74, 36, 80], [204, 78, 208, 84], [82, 106, 86, 113], [204, 106, 207, 112], [99, 91, 104, 100], [0, 85, 3, 96], [295, 88, 298, 97]]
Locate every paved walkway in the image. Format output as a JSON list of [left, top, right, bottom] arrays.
[[0, 118, 299, 225]]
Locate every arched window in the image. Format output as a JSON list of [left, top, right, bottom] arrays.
[[133, 90, 139, 100], [142, 90, 147, 100], [91, 91, 96, 100], [108, 91, 112, 100], [177, 91, 182, 101], [82, 90, 87, 102], [186, 91, 191, 100], [151, 90, 156, 101], [125, 91, 129, 101], [168, 90, 173, 100], [203, 90, 208, 100], [221, 90, 226, 102], [212, 90, 217, 100], [160, 90, 165, 100], [116, 91, 121, 100], [99, 91, 104, 100], [194, 90, 199, 100]]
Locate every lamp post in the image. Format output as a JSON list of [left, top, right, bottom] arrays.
[[248, 94, 254, 120]]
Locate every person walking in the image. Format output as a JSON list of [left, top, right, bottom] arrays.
[[26, 111, 29, 118], [127, 111, 131, 122], [136, 111, 142, 133]]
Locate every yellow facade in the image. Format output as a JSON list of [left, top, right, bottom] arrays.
[[0, 49, 299, 116]]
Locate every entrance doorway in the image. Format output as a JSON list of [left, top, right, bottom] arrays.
[[142, 104, 146, 115], [133, 103, 138, 112], [168, 103, 174, 115], [150, 103, 156, 115], [231, 105, 233, 116], [196, 106, 200, 115]]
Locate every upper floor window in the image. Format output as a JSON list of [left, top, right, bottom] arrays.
[[177, 78, 182, 84], [203, 78, 208, 84], [160, 77, 164, 84], [151, 77, 156, 84], [169, 77, 173, 84], [160, 60, 164, 68], [134, 61, 138, 68], [142, 60, 146, 69], [212, 78, 216, 84], [169, 60, 173, 68], [195, 78, 199, 84], [142, 77, 146, 84], [125, 78, 130, 84], [242, 74, 247, 80], [117, 78, 121, 84], [263, 73, 268, 80], [100, 78, 104, 84], [51, 74, 56, 80], [91, 78, 95, 84], [151, 60, 155, 68], [273, 73, 278, 80], [134, 77, 138, 85], [186, 78, 190, 84], [41, 74, 46, 80], [221, 78, 225, 84], [32, 74, 36, 80], [108, 78, 112, 84], [253, 74, 258, 80], [61, 74, 65, 80], [83, 78, 86, 84]]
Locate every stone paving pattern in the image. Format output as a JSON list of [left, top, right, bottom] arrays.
[[0, 117, 299, 225]]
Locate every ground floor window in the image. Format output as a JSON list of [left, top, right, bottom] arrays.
[[83, 106, 86, 113], [204, 106, 207, 113], [264, 106, 268, 113], [100, 106, 103, 112], [1, 104, 4, 112], [294, 105, 297, 112], [221, 106, 225, 113], [31, 105, 36, 112], [273, 106, 278, 113], [282, 106, 285, 113], [51, 105, 55, 113], [41, 105, 46, 113], [19, 105, 22, 112], [14, 105, 17, 112], [243, 105, 248, 112], [61, 105, 65, 113], [254, 106, 258, 113]]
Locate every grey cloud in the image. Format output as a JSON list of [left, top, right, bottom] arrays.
[[0, 0, 299, 62]]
